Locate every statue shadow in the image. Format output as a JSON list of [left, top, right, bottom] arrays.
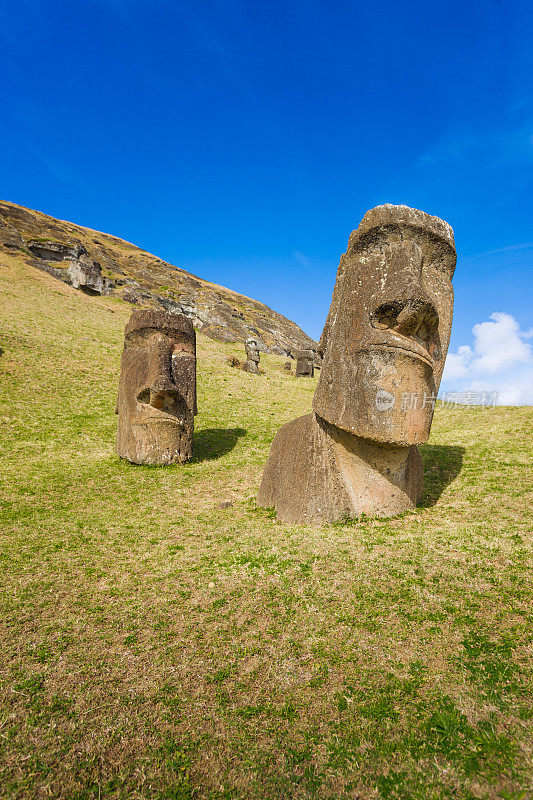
[[418, 444, 465, 507], [193, 427, 247, 463]]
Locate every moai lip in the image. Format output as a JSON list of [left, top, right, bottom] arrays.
[[258, 204, 456, 524], [116, 310, 197, 465]]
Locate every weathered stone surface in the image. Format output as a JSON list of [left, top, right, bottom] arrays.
[[245, 337, 260, 363], [294, 349, 314, 377], [66, 259, 112, 295], [0, 215, 25, 250], [283, 361, 292, 371], [116, 311, 197, 465], [23, 237, 114, 296], [243, 337, 261, 374], [258, 204, 456, 524], [257, 413, 422, 524]]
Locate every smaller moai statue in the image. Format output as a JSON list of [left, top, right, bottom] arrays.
[[294, 349, 314, 377], [283, 361, 292, 372], [313, 352, 322, 370], [243, 337, 261, 374], [116, 310, 197, 465]]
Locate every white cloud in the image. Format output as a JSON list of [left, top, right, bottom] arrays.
[[470, 312, 531, 374], [441, 312, 533, 405], [442, 344, 473, 380], [292, 251, 313, 268]]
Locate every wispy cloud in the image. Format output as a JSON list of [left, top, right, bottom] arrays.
[[462, 242, 533, 262], [417, 121, 533, 171], [28, 148, 81, 187], [292, 250, 313, 268]]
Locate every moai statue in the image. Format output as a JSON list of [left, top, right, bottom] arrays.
[[116, 310, 197, 465], [283, 361, 292, 372], [294, 349, 314, 377], [243, 337, 261, 374], [257, 205, 456, 524], [313, 352, 322, 370]]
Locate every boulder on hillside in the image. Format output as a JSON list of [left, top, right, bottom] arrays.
[[66, 259, 111, 295]]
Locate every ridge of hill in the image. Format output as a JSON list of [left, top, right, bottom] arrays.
[[0, 199, 316, 355]]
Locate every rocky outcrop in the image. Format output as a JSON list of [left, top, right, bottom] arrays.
[[22, 238, 114, 296], [66, 259, 113, 295], [0, 200, 316, 355], [27, 240, 86, 262]]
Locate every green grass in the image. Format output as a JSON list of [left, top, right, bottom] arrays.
[[0, 253, 531, 799]]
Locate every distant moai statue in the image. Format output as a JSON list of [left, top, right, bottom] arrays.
[[116, 310, 197, 465], [258, 204, 456, 524], [313, 352, 322, 370], [283, 361, 292, 372], [243, 337, 261, 374], [294, 349, 314, 377]]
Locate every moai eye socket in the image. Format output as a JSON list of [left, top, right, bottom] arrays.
[[371, 300, 438, 340], [371, 302, 403, 330]]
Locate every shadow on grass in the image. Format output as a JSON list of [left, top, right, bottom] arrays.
[[419, 444, 465, 507], [193, 427, 247, 463]]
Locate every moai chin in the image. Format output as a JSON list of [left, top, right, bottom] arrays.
[[257, 205, 456, 524], [243, 337, 261, 374], [116, 310, 197, 465], [294, 349, 314, 377]]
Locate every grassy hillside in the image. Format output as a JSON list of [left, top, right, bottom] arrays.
[[0, 254, 531, 800]]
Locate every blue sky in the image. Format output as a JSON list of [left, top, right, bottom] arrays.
[[2, 0, 532, 401]]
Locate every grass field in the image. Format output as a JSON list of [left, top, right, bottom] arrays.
[[1, 254, 532, 799]]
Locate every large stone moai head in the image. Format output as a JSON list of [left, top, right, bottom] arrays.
[[294, 349, 314, 377], [116, 311, 197, 465], [314, 205, 456, 446]]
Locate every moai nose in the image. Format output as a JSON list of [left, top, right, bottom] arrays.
[[370, 240, 439, 341], [147, 335, 181, 408]]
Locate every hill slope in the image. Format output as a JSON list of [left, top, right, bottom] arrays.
[[0, 255, 531, 799], [0, 199, 316, 355]]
